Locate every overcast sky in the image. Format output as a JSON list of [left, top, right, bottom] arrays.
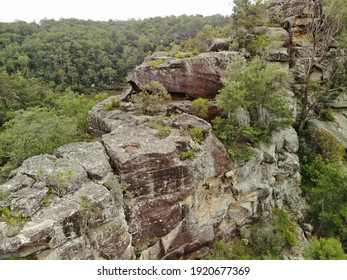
[[1, 0, 233, 23]]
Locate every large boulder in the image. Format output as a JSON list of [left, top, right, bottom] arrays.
[[128, 51, 244, 99], [101, 113, 232, 248]]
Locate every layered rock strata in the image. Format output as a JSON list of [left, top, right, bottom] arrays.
[[0, 95, 306, 259]]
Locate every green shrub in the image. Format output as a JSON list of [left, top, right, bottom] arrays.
[[135, 81, 171, 115], [242, 124, 269, 143], [319, 107, 335, 122], [148, 59, 165, 67], [301, 155, 347, 247], [0, 208, 26, 227], [176, 53, 185, 59], [249, 209, 298, 259], [202, 240, 233, 260], [308, 129, 346, 163], [155, 122, 171, 139], [227, 145, 256, 163], [214, 57, 293, 163], [303, 237, 346, 260], [202, 209, 298, 260], [103, 99, 121, 111], [181, 150, 196, 160], [190, 127, 205, 144], [192, 98, 209, 119]]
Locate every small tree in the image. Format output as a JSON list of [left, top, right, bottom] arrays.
[[214, 57, 293, 148]]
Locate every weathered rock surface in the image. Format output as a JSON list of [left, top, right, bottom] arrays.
[[128, 51, 244, 99], [207, 38, 232, 52], [101, 112, 232, 248], [0, 144, 134, 260], [0, 93, 306, 259], [309, 115, 347, 149]]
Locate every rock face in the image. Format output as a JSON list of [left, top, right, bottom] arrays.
[[0, 94, 306, 259], [128, 51, 244, 99], [0, 144, 134, 260]]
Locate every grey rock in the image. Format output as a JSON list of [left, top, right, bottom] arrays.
[[9, 188, 48, 218], [55, 142, 112, 180], [10, 154, 89, 197], [207, 38, 232, 52], [1, 174, 35, 193]]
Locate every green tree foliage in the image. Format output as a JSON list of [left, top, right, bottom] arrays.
[[304, 237, 347, 260], [230, 0, 267, 50], [301, 155, 347, 248], [0, 108, 78, 167], [213, 57, 293, 160], [203, 209, 298, 260]]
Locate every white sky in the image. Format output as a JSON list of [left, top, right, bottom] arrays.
[[1, 0, 233, 23]]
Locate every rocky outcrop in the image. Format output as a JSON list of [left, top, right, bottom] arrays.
[[128, 51, 244, 99], [0, 144, 134, 260], [0, 93, 306, 259]]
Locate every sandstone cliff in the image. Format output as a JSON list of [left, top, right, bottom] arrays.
[[0, 91, 307, 259], [1, 0, 345, 260]]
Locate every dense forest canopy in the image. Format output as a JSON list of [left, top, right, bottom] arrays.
[[0, 15, 230, 92]]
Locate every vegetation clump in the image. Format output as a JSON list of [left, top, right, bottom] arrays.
[[190, 127, 205, 144], [303, 237, 347, 260], [181, 150, 196, 160], [135, 81, 171, 115], [148, 59, 165, 67], [0, 208, 27, 235], [213, 57, 293, 161], [154, 121, 171, 139], [103, 99, 122, 111], [191, 98, 209, 119], [202, 209, 298, 260]]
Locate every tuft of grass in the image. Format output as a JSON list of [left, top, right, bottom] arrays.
[[154, 122, 171, 139], [103, 99, 122, 111], [148, 59, 165, 67], [181, 150, 196, 160], [190, 127, 205, 144]]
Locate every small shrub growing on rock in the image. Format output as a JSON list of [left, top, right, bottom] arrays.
[[181, 150, 196, 160], [148, 59, 165, 67], [135, 81, 171, 115], [0, 189, 11, 201], [192, 98, 209, 119], [307, 129, 346, 164], [103, 99, 121, 111], [0, 208, 26, 227], [154, 122, 171, 139], [190, 127, 205, 144]]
